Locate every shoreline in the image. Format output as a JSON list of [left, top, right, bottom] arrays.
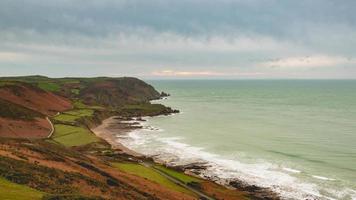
[[91, 116, 143, 157], [91, 115, 280, 200]]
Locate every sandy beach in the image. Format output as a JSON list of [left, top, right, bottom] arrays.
[[91, 116, 144, 157]]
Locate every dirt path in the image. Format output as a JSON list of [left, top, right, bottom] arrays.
[[141, 162, 215, 200], [46, 117, 55, 138], [46, 112, 59, 138]]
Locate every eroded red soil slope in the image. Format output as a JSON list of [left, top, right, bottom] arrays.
[[0, 83, 71, 116], [0, 83, 70, 138], [0, 117, 51, 138]]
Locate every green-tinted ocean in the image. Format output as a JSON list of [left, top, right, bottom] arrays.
[[118, 80, 356, 200]]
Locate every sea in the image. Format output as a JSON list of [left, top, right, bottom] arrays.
[[117, 80, 356, 200]]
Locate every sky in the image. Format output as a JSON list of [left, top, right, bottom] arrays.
[[1, 0, 356, 79]]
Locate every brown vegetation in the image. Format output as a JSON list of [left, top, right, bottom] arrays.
[[0, 117, 51, 139], [0, 139, 196, 200], [0, 83, 71, 116]]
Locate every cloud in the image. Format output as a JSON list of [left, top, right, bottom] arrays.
[[260, 55, 356, 69], [0, 0, 356, 78]]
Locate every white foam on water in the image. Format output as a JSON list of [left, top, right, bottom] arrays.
[[157, 137, 325, 199], [312, 175, 336, 181], [283, 167, 302, 174], [116, 117, 356, 200]]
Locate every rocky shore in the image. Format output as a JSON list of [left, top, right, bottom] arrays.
[[92, 115, 281, 200]]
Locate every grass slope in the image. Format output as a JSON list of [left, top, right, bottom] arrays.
[[154, 165, 201, 184], [54, 109, 94, 123], [73, 100, 104, 110], [112, 162, 194, 196], [37, 82, 61, 92], [0, 177, 44, 200], [52, 124, 99, 147]]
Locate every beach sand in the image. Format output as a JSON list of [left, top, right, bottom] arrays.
[[91, 116, 142, 157]]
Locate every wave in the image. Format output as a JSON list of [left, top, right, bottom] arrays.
[[312, 175, 336, 181], [283, 167, 302, 174], [116, 117, 356, 200]]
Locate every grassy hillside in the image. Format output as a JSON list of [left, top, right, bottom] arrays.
[[112, 162, 195, 196], [78, 77, 161, 107], [0, 76, 164, 107], [154, 165, 201, 184], [54, 109, 94, 123], [0, 99, 43, 120], [0, 138, 203, 200], [37, 82, 61, 92]]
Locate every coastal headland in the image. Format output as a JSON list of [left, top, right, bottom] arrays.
[[0, 76, 278, 200]]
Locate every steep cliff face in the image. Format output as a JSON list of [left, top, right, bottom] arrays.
[[79, 77, 161, 107]]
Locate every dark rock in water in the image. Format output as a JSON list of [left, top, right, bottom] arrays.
[[136, 117, 146, 121], [160, 91, 170, 97], [229, 180, 281, 200], [190, 170, 202, 176], [178, 162, 209, 170], [155, 106, 179, 116], [172, 109, 179, 114], [229, 180, 261, 192], [114, 116, 132, 121]]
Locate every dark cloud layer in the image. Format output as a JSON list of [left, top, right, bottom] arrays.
[[2, 0, 356, 36], [0, 0, 356, 78]]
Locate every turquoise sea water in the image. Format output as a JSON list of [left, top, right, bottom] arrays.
[[119, 80, 356, 200]]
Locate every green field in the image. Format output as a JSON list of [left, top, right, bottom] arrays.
[[65, 109, 94, 117], [112, 162, 194, 195], [52, 124, 99, 147], [54, 109, 94, 123], [0, 178, 44, 200], [37, 82, 61, 92], [154, 165, 201, 184], [73, 100, 104, 110], [52, 102, 102, 147], [53, 114, 80, 123], [71, 89, 80, 95], [0, 81, 20, 87]]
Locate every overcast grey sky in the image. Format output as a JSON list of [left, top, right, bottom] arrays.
[[1, 0, 356, 78]]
